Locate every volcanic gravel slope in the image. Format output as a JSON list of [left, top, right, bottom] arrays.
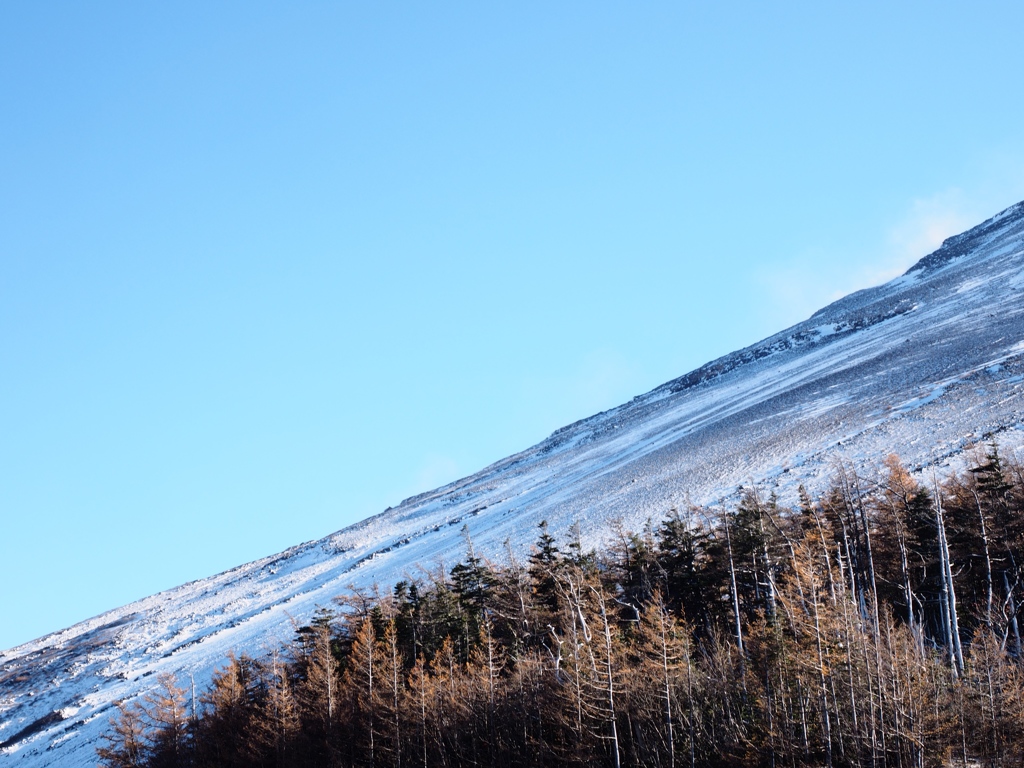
[[4, 201, 1024, 766]]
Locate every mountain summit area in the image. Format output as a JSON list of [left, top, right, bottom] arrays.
[[3, 200, 1024, 766]]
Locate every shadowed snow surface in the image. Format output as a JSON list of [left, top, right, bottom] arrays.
[[4, 201, 1024, 765]]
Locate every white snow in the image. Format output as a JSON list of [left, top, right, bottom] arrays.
[[3, 200, 1024, 767]]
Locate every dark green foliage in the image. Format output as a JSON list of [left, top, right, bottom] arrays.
[[655, 510, 706, 610], [102, 449, 1024, 768]]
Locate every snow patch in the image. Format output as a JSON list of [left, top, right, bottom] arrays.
[[4, 200, 1024, 768]]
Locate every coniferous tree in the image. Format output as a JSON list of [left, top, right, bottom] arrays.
[[529, 519, 562, 617], [103, 451, 1024, 768], [656, 508, 712, 631], [144, 673, 191, 768], [98, 700, 150, 768]]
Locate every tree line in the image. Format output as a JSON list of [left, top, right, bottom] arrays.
[[100, 445, 1024, 768]]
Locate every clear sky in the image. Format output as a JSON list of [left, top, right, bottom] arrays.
[[3, 2, 1024, 651]]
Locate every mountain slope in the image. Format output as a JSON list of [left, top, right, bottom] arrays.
[[4, 200, 1024, 766]]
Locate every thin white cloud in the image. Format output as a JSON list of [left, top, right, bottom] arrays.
[[397, 453, 462, 501], [519, 348, 642, 424], [757, 185, 1019, 329], [819, 188, 983, 304], [876, 189, 977, 280]]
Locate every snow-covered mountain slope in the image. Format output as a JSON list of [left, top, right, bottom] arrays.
[[4, 201, 1024, 766]]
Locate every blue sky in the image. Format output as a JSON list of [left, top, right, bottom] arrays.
[[3, 2, 1024, 651]]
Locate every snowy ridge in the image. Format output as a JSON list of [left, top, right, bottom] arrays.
[[4, 201, 1024, 766]]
